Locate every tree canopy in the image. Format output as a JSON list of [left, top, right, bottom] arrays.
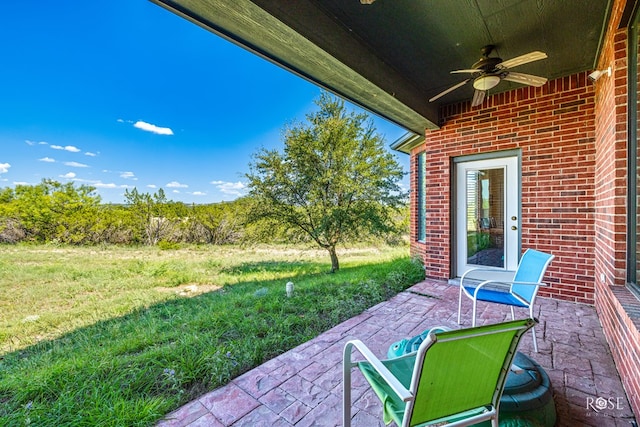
[[0, 180, 101, 244], [0, 95, 408, 251], [246, 93, 407, 272], [0, 181, 252, 245]]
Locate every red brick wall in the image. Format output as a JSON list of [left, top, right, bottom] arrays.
[[592, 0, 640, 419], [410, 75, 597, 303], [406, 0, 640, 417], [598, 285, 640, 419]]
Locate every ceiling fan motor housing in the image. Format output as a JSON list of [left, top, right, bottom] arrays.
[[472, 56, 503, 72]]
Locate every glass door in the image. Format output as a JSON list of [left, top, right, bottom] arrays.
[[455, 156, 519, 275]]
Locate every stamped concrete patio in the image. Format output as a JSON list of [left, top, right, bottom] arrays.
[[157, 279, 638, 426]]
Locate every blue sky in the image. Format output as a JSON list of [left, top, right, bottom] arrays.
[[0, 1, 408, 204]]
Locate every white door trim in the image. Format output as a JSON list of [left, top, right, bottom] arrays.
[[454, 155, 520, 276]]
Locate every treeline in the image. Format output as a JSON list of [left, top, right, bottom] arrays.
[[0, 180, 408, 246]]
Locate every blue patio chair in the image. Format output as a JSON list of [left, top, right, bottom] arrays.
[[343, 319, 536, 427], [457, 249, 554, 352]]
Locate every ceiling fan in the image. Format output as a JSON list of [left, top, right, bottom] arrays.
[[429, 45, 548, 107]]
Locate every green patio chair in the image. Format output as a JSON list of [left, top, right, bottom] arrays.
[[343, 318, 536, 427], [458, 248, 554, 352]]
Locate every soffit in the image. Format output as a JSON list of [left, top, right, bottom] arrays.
[[151, 0, 611, 136]]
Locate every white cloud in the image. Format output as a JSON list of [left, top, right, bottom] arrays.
[[94, 182, 118, 189], [0, 163, 10, 174], [172, 190, 180, 194], [93, 182, 132, 189], [120, 171, 136, 180], [51, 145, 81, 152], [166, 181, 188, 188], [211, 180, 246, 196], [191, 191, 206, 196], [147, 184, 157, 189], [13, 181, 30, 186], [64, 161, 89, 168], [85, 152, 97, 157], [39, 157, 55, 163], [134, 120, 174, 135], [60, 177, 129, 189]]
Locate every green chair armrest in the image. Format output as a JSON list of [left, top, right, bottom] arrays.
[[344, 339, 413, 403]]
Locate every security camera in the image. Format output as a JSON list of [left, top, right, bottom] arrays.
[[588, 66, 611, 82], [588, 70, 604, 81]]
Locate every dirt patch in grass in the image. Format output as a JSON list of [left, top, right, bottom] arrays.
[[155, 283, 222, 296]]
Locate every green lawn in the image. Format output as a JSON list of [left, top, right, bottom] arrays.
[[0, 244, 424, 426]]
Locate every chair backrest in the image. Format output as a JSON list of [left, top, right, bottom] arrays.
[[510, 249, 555, 303], [479, 217, 491, 230], [405, 319, 535, 426]]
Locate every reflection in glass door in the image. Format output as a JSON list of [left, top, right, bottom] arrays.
[[465, 168, 505, 268]]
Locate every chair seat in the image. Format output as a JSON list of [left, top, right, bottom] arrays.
[[358, 350, 496, 426], [464, 286, 529, 308], [358, 355, 415, 425]]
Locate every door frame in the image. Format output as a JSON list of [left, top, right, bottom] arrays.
[[452, 150, 521, 277]]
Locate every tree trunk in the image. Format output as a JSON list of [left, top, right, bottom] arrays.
[[328, 246, 340, 273]]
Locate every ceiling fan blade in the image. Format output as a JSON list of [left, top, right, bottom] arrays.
[[429, 79, 470, 102], [451, 69, 481, 74], [499, 51, 547, 69], [504, 72, 547, 87], [471, 89, 485, 107]]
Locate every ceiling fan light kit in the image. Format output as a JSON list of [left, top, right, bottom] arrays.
[[430, 45, 548, 107], [473, 75, 501, 90]]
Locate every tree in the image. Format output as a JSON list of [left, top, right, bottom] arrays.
[[190, 202, 244, 244], [124, 187, 175, 245], [0, 187, 25, 243], [48, 180, 102, 243], [1, 180, 101, 243], [246, 92, 406, 272]]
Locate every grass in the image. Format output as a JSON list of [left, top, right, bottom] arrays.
[[0, 244, 424, 426]]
